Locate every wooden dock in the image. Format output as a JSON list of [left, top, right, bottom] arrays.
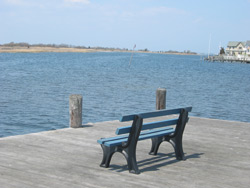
[[0, 117, 250, 188], [204, 55, 250, 63]]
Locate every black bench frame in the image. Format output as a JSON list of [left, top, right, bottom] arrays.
[[98, 107, 191, 174]]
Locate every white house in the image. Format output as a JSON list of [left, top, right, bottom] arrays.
[[226, 41, 246, 56], [245, 41, 250, 57]]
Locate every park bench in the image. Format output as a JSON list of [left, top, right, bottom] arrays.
[[97, 107, 192, 174]]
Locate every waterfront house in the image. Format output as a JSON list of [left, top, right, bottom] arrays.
[[245, 40, 250, 57], [226, 41, 246, 56], [206, 40, 250, 62]]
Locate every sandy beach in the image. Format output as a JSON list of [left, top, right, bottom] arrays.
[[0, 46, 114, 53], [0, 46, 197, 55]]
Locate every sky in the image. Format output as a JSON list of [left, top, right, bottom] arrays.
[[0, 0, 250, 54]]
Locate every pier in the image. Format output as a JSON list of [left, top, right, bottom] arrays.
[[0, 116, 250, 188], [204, 55, 250, 63]]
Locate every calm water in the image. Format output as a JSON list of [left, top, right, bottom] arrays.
[[0, 52, 250, 137]]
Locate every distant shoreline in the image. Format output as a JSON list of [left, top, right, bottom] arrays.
[[0, 46, 103, 53], [0, 46, 198, 55]]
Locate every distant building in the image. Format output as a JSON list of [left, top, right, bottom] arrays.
[[226, 41, 246, 56], [245, 41, 250, 56], [205, 40, 250, 62]]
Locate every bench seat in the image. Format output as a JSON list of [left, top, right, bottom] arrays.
[[98, 127, 175, 147]]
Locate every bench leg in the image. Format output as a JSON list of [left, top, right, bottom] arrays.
[[149, 137, 163, 155], [100, 144, 116, 168], [149, 135, 185, 160], [170, 137, 185, 160], [123, 147, 140, 174]]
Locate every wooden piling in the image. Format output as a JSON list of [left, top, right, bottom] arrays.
[[156, 88, 166, 110], [69, 94, 82, 128]]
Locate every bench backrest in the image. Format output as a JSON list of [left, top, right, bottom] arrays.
[[116, 107, 192, 135]]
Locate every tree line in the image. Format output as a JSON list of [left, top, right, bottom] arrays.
[[0, 42, 130, 51]]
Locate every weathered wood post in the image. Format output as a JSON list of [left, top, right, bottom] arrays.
[[156, 88, 166, 110], [69, 94, 82, 128]]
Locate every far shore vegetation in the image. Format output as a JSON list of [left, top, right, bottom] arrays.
[[0, 42, 197, 55]]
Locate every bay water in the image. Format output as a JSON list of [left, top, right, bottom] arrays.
[[1, 52, 250, 137]]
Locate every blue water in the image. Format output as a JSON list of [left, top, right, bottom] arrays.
[[0, 52, 250, 137]]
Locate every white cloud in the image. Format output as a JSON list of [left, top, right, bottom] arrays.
[[4, 0, 90, 9], [4, 0, 48, 8], [5, 0, 26, 6], [121, 11, 134, 19], [141, 6, 186, 16], [193, 17, 203, 24], [64, 0, 90, 4]]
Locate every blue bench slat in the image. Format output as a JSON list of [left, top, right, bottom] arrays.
[[120, 107, 192, 122], [98, 127, 174, 145], [139, 129, 174, 141], [116, 118, 178, 135], [104, 128, 175, 147], [97, 134, 128, 145]]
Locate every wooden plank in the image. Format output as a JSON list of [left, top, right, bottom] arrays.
[[120, 107, 192, 122], [116, 119, 178, 135], [1, 117, 250, 187]]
